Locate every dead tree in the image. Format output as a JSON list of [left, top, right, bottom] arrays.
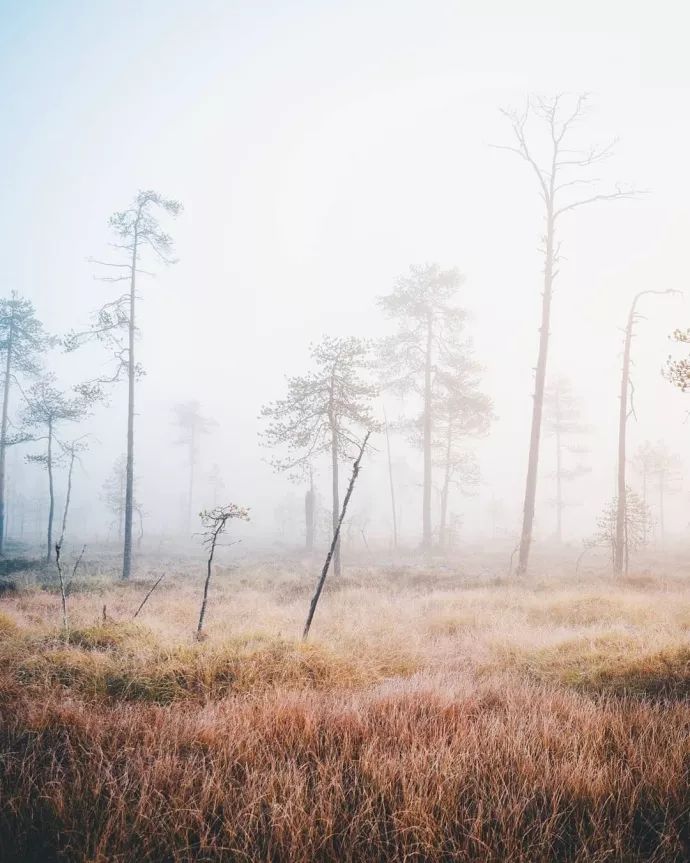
[[54, 541, 86, 636], [614, 290, 676, 574], [303, 432, 370, 641], [494, 94, 639, 575], [58, 437, 89, 547], [196, 503, 249, 639], [172, 400, 216, 535], [133, 573, 166, 619]]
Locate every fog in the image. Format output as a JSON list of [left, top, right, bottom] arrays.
[[3, 0, 690, 555]]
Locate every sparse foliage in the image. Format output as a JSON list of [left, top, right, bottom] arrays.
[[495, 94, 639, 575], [196, 503, 250, 638]]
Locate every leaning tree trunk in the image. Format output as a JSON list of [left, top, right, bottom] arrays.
[[122, 229, 138, 580], [517, 201, 555, 576], [422, 313, 433, 554], [305, 469, 315, 552], [59, 448, 76, 547], [0, 314, 14, 555]]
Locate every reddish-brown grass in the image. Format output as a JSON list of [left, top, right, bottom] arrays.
[[0, 558, 689, 861]]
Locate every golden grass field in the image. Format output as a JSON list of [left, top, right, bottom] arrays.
[[0, 550, 689, 861]]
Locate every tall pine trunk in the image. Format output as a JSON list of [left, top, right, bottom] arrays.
[[517, 201, 555, 575], [422, 313, 433, 553], [0, 313, 15, 555], [122, 228, 138, 580]]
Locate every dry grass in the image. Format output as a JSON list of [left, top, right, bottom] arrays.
[[0, 553, 689, 861]]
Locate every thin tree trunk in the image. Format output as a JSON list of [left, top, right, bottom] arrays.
[[122, 226, 138, 580], [197, 528, 221, 637], [303, 432, 370, 640], [46, 420, 54, 563], [517, 202, 555, 575], [59, 449, 76, 547], [382, 402, 398, 550], [0, 312, 15, 556], [422, 313, 433, 554]]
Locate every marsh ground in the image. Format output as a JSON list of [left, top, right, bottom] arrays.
[[0, 547, 688, 861]]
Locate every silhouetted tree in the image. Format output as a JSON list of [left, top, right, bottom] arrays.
[[0, 293, 51, 554], [543, 376, 590, 542], [207, 463, 225, 507], [639, 441, 682, 541], [66, 190, 182, 579], [261, 336, 376, 576], [172, 400, 216, 534], [379, 263, 476, 554], [58, 436, 89, 546], [494, 94, 638, 575]]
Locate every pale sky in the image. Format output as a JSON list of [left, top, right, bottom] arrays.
[[2, 0, 690, 547]]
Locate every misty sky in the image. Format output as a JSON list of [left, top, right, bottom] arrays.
[[2, 0, 690, 546]]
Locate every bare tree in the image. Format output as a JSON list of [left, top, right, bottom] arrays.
[[0, 293, 52, 554], [23, 377, 92, 562], [543, 376, 590, 542], [614, 291, 676, 574], [66, 190, 182, 580], [261, 336, 376, 576], [378, 264, 476, 554], [172, 400, 216, 535], [196, 503, 249, 639], [494, 94, 639, 575]]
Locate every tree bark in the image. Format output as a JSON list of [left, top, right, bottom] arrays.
[[422, 312, 433, 554], [517, 201, 555, 575], [122, 223, 139, 580], [0, 310, 15, 555]]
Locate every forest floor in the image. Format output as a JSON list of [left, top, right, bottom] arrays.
[[0, 548, 689, 861]]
